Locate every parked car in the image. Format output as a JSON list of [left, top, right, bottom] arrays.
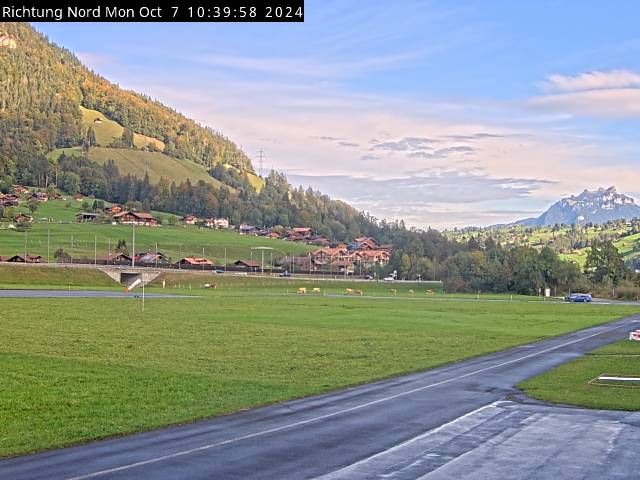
[[363, 274, 373, 280], [565, 293, 593, 303], [212, 269, 225, 274], [280, 271, 292, 277], [383, 276, 395, 282]]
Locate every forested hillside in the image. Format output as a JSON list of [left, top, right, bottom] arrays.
[[0, 22, 250, 170]]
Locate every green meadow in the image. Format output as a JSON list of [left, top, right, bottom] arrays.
[[0, 200, 314, 263], [0, 269, 638, 457], [519, 339, 640, 410]]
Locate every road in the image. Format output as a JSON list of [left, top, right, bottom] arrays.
[[0, 289, 194, 298], [1, 313, 639, 480]]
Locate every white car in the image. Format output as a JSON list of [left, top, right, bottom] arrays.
[[383, 276, 395, 282]]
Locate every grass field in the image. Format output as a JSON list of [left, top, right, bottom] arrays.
[[0, 200, 314, 263], [48, 146, 221, 188], [0, 264, 115, 287], [80, 106, 165, 151], [0, 278, 638, 457], [519, 339, 640, 410]]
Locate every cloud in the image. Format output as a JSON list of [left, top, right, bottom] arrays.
[[193, 51, 421, 79], [545, 69, 640, 92], [533, 69, 640, 118], [371, 137, 437, 152], [532, 88, 640, 118], [338, 141, 359, 148]]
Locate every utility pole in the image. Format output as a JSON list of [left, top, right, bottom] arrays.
[[47, 229, 50, 264], [108, 238, 111, 264], [202, 247, 205, 271], [132, 223, 136, 267], [224, 247, 227, 272], [94, 235, 97, 265], [24, 230, 27, 259]]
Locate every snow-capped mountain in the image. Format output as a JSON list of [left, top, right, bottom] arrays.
[[515, 187, 640, 227]]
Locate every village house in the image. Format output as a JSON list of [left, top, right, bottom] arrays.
[[308, 235, 331, 246], [135, 252, 170, 265], [4, 254, 42, 263], [29, 191, 48, 202], [0, 194, 19, 207], [177, 257, 214, 267], [104, 204, 124, 215], [233, 259, 261, 271], [357, 249, 391, 267], [100, 252, 132, 265], [264, 231, 281, 239], [311, 245, 348, 266], [239, 224, 258, 235], [181, 214, 198, 225], [14, 213, 33, 224], [11, 185, 29, 195], [203, 217, 230, 229], [350, 236, 379, 251], [112, 211, 159, 227], [75, 212, 99, 223]]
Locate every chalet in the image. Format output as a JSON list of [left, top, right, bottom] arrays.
[[239, 224, 258, 235], [0, 194, 19, 207], [29, 191, 48, 202], [328, 258, 356, 275], [285, 233, 306, 242], [357, 249, 391, 267], [101, 252, 132, 265], [6, 254, 42, 263], [177, 257, 214, 266], [76, 212, 99, 223], [309, 235, 331, 246], [233, 259, 261, 271], [264, 231, 281, 239], [112, 211, 159, 227], [351, 236, 379, 251], [203, 217, 230, 229], [181, 214, 198, 225], [136, 252, 170, 265], [11, 185, 29, 195], [312, 246, 348, 265], [289, 227, 313, 238], [14, 213, 33, 223], [104, 204, 124, 215]]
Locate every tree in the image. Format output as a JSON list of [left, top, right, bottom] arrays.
[[81, 200, 90, 211], [54, 248, 72, 263], [27, 199, 39, 215], [59, 171, 80, 194], [585, 240, 628, 286], [115, 239, 129, 255]]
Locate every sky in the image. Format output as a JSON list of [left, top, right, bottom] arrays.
[[35, 1, 640, 229]]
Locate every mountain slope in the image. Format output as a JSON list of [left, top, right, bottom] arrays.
[[0, 22, 251, 171], [517, 187, 640, 227]]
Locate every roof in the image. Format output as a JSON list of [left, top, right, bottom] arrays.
[[113, 211, 157, 220], [76, 212, 98, 217], [179, 257, 213, 265], [234, 259, 261, 268]]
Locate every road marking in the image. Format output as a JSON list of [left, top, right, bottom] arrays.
[[66, 318, 639, 480], [312, 402, 504, 480]]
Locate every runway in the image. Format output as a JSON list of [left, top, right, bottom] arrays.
[[1, 314, 639, 479]]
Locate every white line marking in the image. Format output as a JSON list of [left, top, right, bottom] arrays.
[[311, 401, 504, 480], [66, 318, 638, 480], [598, 376, 640, 382]]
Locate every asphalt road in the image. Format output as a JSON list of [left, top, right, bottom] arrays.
[[0, 289, 193, 298], [1, 314, 639, 480]]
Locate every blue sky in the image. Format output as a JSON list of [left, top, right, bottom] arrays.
[[35, 0, 640, 228]]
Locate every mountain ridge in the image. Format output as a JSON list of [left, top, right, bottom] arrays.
[[513, 186, 640, 227]]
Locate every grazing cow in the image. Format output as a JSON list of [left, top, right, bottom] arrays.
[[425, 289, 434, 295], [389, 288, 397, 295], [312, 288, 321, 294], [354, 289, 364, 296], [409, 289, 414, 294], [297, 287, 306, 295], [203, 283, 216, 289], [345, 288, 353, 294]]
